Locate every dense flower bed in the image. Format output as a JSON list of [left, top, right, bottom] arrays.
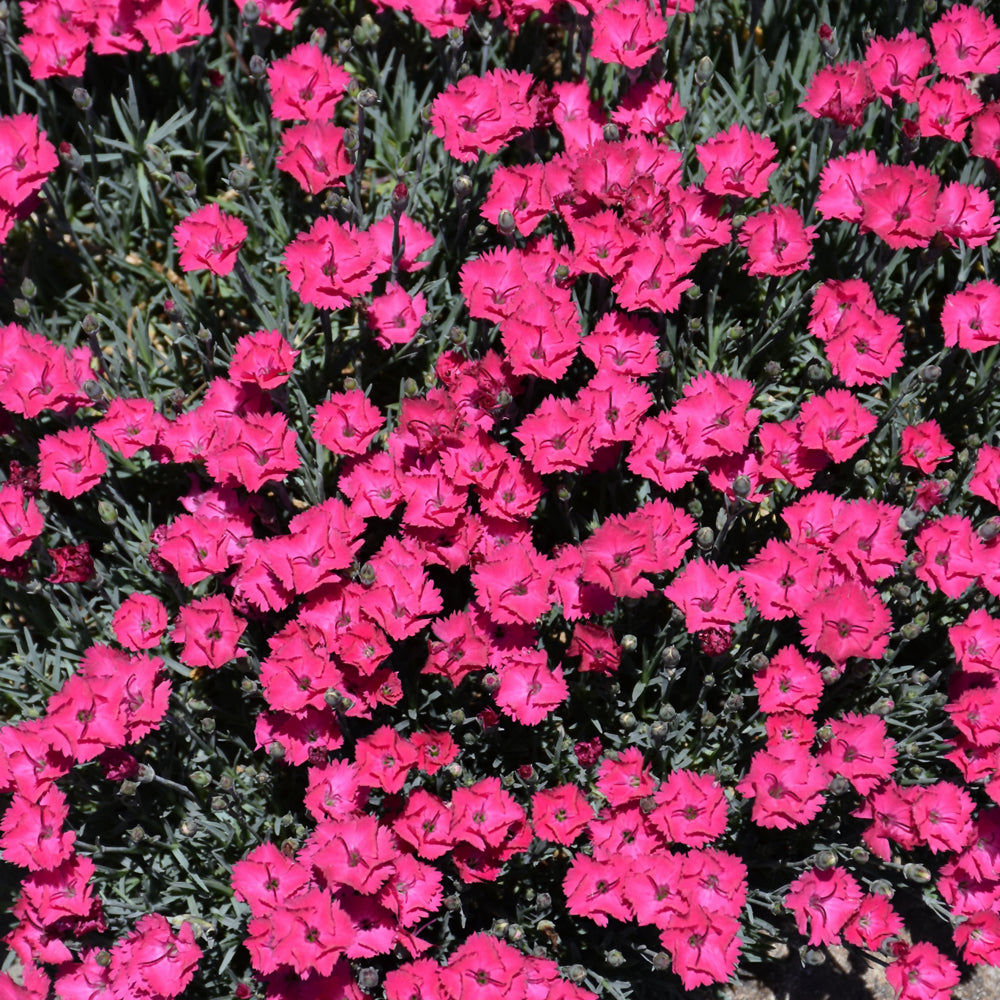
[[2, 0, 1000, 997]]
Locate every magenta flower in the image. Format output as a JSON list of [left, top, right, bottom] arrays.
[[172, 203, 247, 276]]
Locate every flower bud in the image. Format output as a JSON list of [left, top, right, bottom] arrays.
[[662, 645, 681, 669], [358, 968, 379, 993], [120, 780, 138, 797], [700, 710, 717, 728], [127, 825, 146, 842], [497, 210, 516, 236], [619, 712, 636, 729], [733, 475, 752, 497], [95, 950, 112, 968], [904, 863, 931, 884], [921, 364, 942, 382], [59, 141, 84, 171], [695, 56, 714, 85], [763, 360, 781, 379], [621, 634, 637, 652], [602, 123, 620, 142], [695, 526, 715, 551], [249, 54, 267, 78], [815, 849, 837, 869], [73, 87, 92, 111], [605, 950, 625, 967], [453, 174, 473, 198], [357, 88, 379, 108], [228, 166, 251, 191], [241, 0, 260, 22]]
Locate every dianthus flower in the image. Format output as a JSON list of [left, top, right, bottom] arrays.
[[430, 69, 540, 162], [563, 854, 633, 927], [38, 427, 107, 499], [817, 712, 896, 796], [941, 280, 1000, 353], [799, 580, 891, 664], [799, 61, 875, 127], [590, 0, 667, 69], [753, 646, 824, 715], [738, 205, 816, 277], [900, 420, 953, 474], [494, 652, 568, 726], [786, 867, 864, 947], [368, 283, 427, 348], [936, 181, 999, 248], [649, 770, 728, 847], [886, 941, 960, 1000], [135, 0, 212, 54], [267, 42, 352, 120], [735, 746, 828, 829], [670, 371, 759, 461], [611, 79, 685, 135], [172, 595, 247, 670], [865, 29, 932, 105], [283, 217, 384, 310], [663, 559, 744, 634], [913, 514, 985, 599], [696, 123, 778, 198], [858, 163, 940, 250], [172, 204, 247, 277], [0, 114, 59, 207], [917, 77, 982, 141], [930, 3, 1000, 78], [113, 593, 169, 651], [797, 388, 876, 463], [108, 913, 202, 997], [0, 483, 44, 561]]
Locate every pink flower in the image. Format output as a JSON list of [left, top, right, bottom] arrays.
[[108, 913, 202, 997], [671, 371, 759, 461], [563, 854, 633, 927], [885, 941, 960, 1000], [430, 69, 540, 162], [696, 123, 778, 198], [228, 330, 298, 389], [917, 78, 982, 141], [590, 0, 668, 68], [113, 593, 169, 651], [736, 746, 828, 830], [93, 397, 168, 458], [930, 4, 1000, 78], [172, 204, 247, 276], [818, 712, 897, 796], [135, 0, 212, 54], [0, 483, 44, 561], [970, 444, 1000, 507], [753, 646, 824, 715], [0, 114, 59, 207], [267, 42, 351, 121], [312, 389, 384, 456], [941, 280, 1000, 352], [276, 121, 353, 194], [531, 785, 594, 845], [38, 427, 107, 498], [649, 770, 728, 847], [913, 514, 985, 599], [936, 181, 1000, 248], [172, 595, 247, 670], [797, 388, 876, 463], [283, 217, 383, 310], [799, 61, 875, 127], [900, 420, 953, 474], [737, 205, 816, 277], [858, 163, 940, 250], [799, 580, 891, 663], [865, 29, 932, 105], [368, 283, 427, 347], [659, 904, 741, 989], [495, 652, 568, 726], [663, 559, 744, 634], [785, 867, 864, 946]]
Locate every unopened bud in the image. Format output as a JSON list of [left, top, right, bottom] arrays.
[[228, 166, 251, 191], [249, 54, 267, 78], [904, 863, 931, 884], [621, 634, 637, 652], [497, 210, 516, 236], [733, 475, 752, 497], [72, 87, 92, 111], [241, 0, 259, 24], [357, 88, 379, 108], [602, 123, 620, 142], [695, 55, 714, 85]]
